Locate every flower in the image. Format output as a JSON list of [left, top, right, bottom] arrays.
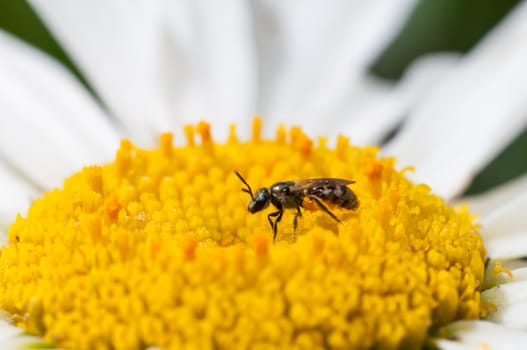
[[1, 2, 527, 350], [0, 120, 488, 349]]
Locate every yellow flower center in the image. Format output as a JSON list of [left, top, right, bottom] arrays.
[[0, 119, 486, 350]]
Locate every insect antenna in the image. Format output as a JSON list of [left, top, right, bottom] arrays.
[[234, 171, 254, 200]]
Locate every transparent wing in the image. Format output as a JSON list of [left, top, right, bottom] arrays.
[[288, 178, 355, 192]]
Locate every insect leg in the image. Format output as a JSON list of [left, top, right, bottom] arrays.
[[267, 208, 283, 242], [309, 196, 340, 223], [292, 207, 302, 242], [267, 210, 280, 230]]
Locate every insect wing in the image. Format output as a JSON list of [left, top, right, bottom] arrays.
[[288, 178, 355, 192]]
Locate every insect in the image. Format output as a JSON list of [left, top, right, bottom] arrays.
[[234, 171, 359, 242]]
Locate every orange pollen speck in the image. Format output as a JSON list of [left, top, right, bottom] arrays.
[[104, 194, 121, 221], [294, 133, 313, 157], [182, 235, 198, 261], [252, 233, 269, 258], [160, 132, 174, 156], [196, 121, 212, 144], [366, 159, 383, 180]]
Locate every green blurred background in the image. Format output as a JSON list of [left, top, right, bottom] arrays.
[[0, 0, 526, 196]]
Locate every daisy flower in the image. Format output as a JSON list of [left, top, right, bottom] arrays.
[[1, 1, 527, 349]]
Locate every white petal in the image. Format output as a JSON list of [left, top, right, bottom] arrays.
[[0, 30, 120, 190], [163, 0, 257, 141], [464, 173, 527, 217], [338, 54, 460, 146], [436, 340, 476, 350], [482, 265, 527, 298], [255, 0, 417, 129], [0, 316, 50, 349], [509, 266, 527, 279], [479, 190, 527, 260], [29, 0, 175, 146], [483, 279, 527, 329], [0, 335, 52, 349], [484, 232, 527, 261], [435, 320, 527, 350], [484, 264, 527, 290], [384, 2, 527, 200], [0, 161, 38, 231], [0, 315, 22, 341], [504, 261, 527, 272]]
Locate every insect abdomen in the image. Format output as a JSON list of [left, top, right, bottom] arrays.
[[338, 187, 359, 209], [309, 185, 359, 210]]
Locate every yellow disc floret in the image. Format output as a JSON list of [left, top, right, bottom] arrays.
[[0, 119, 485, 350]]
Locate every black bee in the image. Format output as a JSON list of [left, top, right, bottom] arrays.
[[235, 171, 359, 242]]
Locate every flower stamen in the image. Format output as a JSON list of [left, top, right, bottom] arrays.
[[0, 119, 486, 350]]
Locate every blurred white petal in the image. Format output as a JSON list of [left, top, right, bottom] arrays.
[[483, 278, 527, 329], [507, 267, 527, 281], [338, 54, 460, 145], [0, 161, 38, 233], [0, 317, 23, 342], [385, 1, 527, 200], [164, 0, 257, 141], [0, 316, 50, 349], [465, 174, 527, 217], [30, 1, 418, 144], [435, 320, 527, 350], [484, 264, 527, 291], [0, 30, 119, 190], [479, 190, 527, 260], [0, 336, 52, 350], [434, 341, 470, 350], [31, 0, 259, 144], [483, 232, 527, 261], [253, 0, 418, 131], [29, 0, 175, 146]]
